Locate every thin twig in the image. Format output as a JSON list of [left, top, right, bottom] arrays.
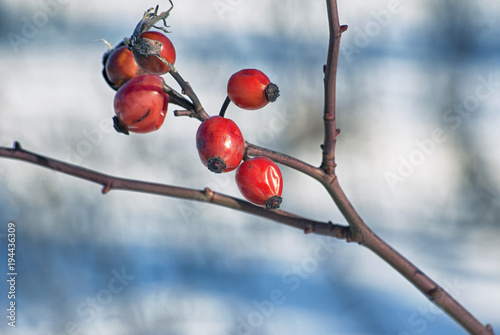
[[219, 96, 231, 117], [320, 1, 494, 334], [245, 142, 323, 181], [321, 0, 343, 175], [173, 110, 199, 118], [169, 69, 210, 120], [162, 82, 197, 115]]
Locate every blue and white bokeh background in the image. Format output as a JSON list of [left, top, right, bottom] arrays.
[[0, 0, 499, 334]]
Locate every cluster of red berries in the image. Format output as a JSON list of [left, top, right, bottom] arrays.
[[195, 68, 282, 209], [103, 31, 174, 134], [102, 27, 284, 210]]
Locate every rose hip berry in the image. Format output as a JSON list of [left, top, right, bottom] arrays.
[[196, 116, 245, 173], [133, 31, 176, 75], [235, 156, 283, 210], [113, 74, 169, 134], [227, 69, 280, 110], [103, 45, 146, 90]]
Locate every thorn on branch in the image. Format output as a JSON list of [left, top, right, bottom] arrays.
[[304, 224, 314, 234], [345, 229, 352, 243], [203, 187, 214, 201], [428, 286, 443, 300], [321, 159, 337, 175], [102, 181, 113, 194], [340, 25, 348, 33], [181, 81, 192, 94], [13, 141, 22, 150]]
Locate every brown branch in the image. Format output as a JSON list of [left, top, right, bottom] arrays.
[[162, 81, 198, 116], [245, 142, 324, 181], [173, 109, 198, 118], [0, 142, 350, 241], [320, 176, 493, 333], [322, 176, 495, 335], [169, 69, 210, 121], [321, 0, 344, 175], [365, 229, 496, 335], [320, 1, 494, 334]]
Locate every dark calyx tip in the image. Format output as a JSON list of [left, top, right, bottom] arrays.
[[266, 195, 282, 210], [207, 157, 226, 174], [265, 83, 280, 103], [113, 116, 129, 135]]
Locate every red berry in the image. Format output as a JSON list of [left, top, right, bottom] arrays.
[[196, 116, 245, 173], [104, 46, 146, 89], [227, 69, 280, 110], [235, 156, 283, 209], [113, 74, 169, 134], [133, 31, 176, 75]]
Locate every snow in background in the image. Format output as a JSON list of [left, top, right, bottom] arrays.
[[0, 0, 499, 334]]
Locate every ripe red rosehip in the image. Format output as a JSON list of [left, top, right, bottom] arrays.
[[235, 156, 283, 209], [104, 46, 147, 90], [227, 69, 280, 110], [113, 74, 169, 134], [196, 116, 245, 173], [133, 31, 176, 75]]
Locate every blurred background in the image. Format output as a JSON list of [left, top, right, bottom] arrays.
[[0, 0, 499, 334]]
